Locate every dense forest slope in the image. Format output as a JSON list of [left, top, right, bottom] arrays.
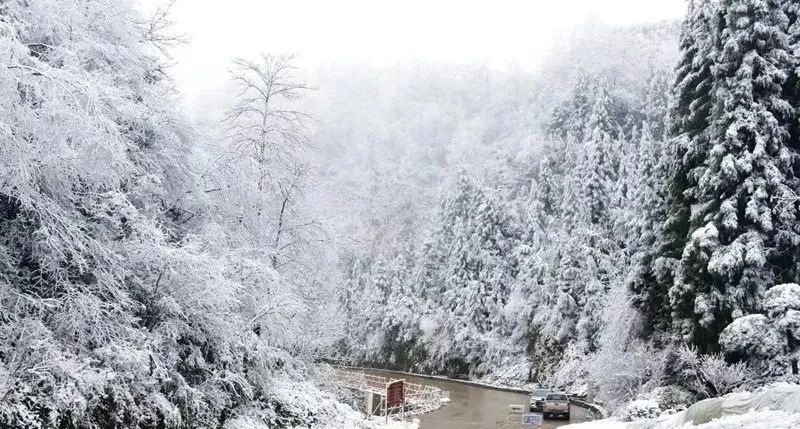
[[0, 1, 364, 427], [335, 0, 800, 411]]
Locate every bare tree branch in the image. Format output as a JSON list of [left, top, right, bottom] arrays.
[[138, 0, 188, 58], [223, 53, 321, 270]]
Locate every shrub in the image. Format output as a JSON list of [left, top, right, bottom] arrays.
[[672, 344, 752, 399], [617, 399, 661, 422]]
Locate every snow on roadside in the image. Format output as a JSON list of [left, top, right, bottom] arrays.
[[679, 410, 800, 429], [333, 364, 531, 394], [561, 420, 627, 429], [368, 417, 420, 429], [563, 410, 800, 429], [563, 383, 800, 429]]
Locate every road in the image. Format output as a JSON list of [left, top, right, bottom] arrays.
[[363, 369, 594, 429]]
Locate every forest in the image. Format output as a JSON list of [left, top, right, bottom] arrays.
[[1, 0, 800, 428]]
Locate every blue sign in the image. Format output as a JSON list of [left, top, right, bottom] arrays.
[[522, 413, 543, 426]]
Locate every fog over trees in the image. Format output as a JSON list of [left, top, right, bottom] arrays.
[[1, 0, 800, 428]]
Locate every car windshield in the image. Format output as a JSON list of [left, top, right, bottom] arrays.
[[532, 389, 551, 396], [546, 394, 567, 401]]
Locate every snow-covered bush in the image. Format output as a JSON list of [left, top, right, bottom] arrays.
[[764, 284, 800, 317], [718, 284, 800, 377], [719, 314, 783, 362], [672, 345, 752, 399], [585, 281, 668, 410], [586, 341, 668, 410], [649, 385, 696, 411], [616, 399, 661, 422], [764, 285, 800, 360]]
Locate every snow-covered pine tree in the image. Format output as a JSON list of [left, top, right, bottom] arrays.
[[617, 125, 665, 253], [785, 0, 800, 150], [669, 0, 722, 139], [383, 250, 418, 347], [642, 71, 673, 141], [631, 72, 672, 250], [339, 257, 364, 343], [631, 0, 724, 337], [356, 257, 391, 359], [560, 77, 621, 228], [527, 143, 567, 233], [670, 0, 800, 351], [409, 174, 519, 374], [517, 72, 629, 372], [548, 72, 595, 142], [786, 0, 799, 45]]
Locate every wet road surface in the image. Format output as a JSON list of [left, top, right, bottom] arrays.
[[364, 369, 594, 429]]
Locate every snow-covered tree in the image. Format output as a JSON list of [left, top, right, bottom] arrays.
[[224, 53, 317, 271], [630, 0, 725, 338], [722, 284, 800, 375], [557, 77, 623, 229], [669, 0, 722, 139], [548, 72, 595, 142], [396, 175, 521, 374], [0, 2, 368, 427], [670, 0, 800, 350]]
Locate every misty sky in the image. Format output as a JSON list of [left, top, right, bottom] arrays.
[[142, 0, 687, 113]]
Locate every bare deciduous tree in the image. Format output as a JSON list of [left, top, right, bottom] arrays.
[[224, 53, 316, 269], [137, 0, 187, 58]]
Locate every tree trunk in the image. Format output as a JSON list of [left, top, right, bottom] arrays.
[[272, 196, 288, 269]]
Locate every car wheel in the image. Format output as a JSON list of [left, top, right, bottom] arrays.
[[565, 413, 571, 420], [543, 413, 549, 419]]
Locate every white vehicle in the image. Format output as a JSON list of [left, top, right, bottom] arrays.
[[529, 388, 552, 412], [542, 392, 570, 420]]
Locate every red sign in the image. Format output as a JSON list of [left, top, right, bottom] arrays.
[[387, 380, 405, 407]]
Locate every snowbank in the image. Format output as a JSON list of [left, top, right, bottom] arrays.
[[563, 411, 800, 429], [679, 410, 800, 429], [368, 417, 420, 429], [562, 383, 800, 429], [561, 420, 627, 429]]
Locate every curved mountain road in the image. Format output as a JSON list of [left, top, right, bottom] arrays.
[[362, 369, 595, 429]]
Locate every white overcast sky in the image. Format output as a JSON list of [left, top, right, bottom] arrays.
[[141, 0, 687, 112]]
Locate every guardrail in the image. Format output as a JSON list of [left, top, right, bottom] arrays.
[[569, 397, 607, 419], [334, 369, 444, 417], [332, 364, 606, 420]]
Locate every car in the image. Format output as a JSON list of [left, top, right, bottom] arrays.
[[542, 392, 570, 420], [529, 388, 552, 412]]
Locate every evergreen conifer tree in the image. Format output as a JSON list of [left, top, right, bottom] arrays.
[[631, 0, 724, 336], [671, 0, 799, 350]]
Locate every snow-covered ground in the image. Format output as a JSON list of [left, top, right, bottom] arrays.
[[565, 411, 800, 429], [368, 417, 420, 429], [563, 383, 800, 429]]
